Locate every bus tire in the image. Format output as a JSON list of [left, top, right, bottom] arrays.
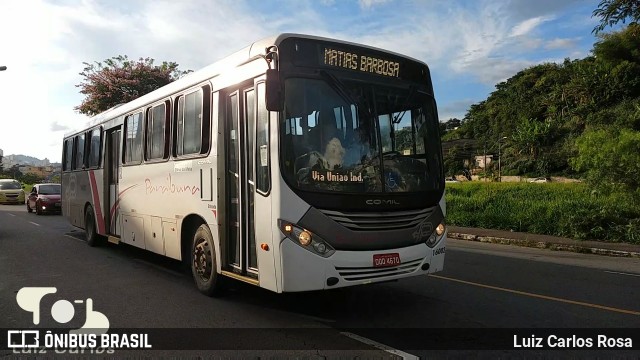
[[191, 224, 224, 297], [85, 205, 104, 247]]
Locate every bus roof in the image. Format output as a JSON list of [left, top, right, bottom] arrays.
[[64, 33, 428, 138]]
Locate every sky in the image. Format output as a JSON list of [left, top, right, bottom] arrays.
[[0, 0, 604, 163]]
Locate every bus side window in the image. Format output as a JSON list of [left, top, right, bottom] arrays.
[[87, 128, 102, 168], [176, 87, 208, 157], [73, 133, 85, 170], [63, 139, 73, 171], [146, 102, 168, 160], [124, 112, 143, 164]]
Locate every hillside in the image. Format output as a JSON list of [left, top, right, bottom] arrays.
[[2, 154, 61, 166], [441, 24, 640, 194]]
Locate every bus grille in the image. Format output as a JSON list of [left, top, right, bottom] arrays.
[[319, 208, 433, 231], [335, 258, 423, 281]]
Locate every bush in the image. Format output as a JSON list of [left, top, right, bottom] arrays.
[[445, 182, 640, 243]]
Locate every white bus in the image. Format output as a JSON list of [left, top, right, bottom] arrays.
[[62, 33, 447, 296]]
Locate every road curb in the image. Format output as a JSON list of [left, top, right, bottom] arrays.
[[448, 232, 640, 258]]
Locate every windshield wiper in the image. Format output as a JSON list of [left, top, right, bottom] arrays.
[[319, 71, 375, 120], [319, 70, 355, 105], [392, 85, 418, 124]]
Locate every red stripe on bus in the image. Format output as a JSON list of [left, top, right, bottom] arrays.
[[109, 184, 139, 231], [89, 170, 105, 234]]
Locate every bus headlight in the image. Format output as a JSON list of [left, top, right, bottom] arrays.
[[279, 219, 335, 258], [298, 230, 312, 246], [426, 222, 446, 248]]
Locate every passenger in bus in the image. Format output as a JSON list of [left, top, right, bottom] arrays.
[[320, 111, 344, 169], [323, 137, 345, 170], [307, 109, 345, 170], [344, 127, 371, 166]]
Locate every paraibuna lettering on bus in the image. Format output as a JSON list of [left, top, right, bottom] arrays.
[[323, 48, 400, 78]]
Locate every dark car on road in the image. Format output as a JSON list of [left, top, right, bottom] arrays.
[[27, 183, 62, 215]]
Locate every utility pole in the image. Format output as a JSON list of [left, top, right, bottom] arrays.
[[498, 136, 507, 182], [483, 140, 487, 182]]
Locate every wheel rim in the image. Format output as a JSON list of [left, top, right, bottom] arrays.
[[193, 237, 212, 282]]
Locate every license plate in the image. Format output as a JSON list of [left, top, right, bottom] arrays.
[[373, 253, 401, 268]]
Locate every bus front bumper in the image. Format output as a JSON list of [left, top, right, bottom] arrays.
[[279, 235, 446, 292]]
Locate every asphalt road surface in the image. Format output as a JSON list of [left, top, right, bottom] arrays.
[[1, 203, 639, 358]]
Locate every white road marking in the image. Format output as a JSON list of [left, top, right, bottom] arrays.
[[133, 259, 183, 277], [29, 221, 40, 227], [604, 271, 640, 277], [340, 331, 418, 360], [8, 213, 16, 217], [294, 314, 336, 323], [64, 234, 85, 243]]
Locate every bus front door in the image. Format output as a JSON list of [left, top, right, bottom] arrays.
[[225, 86, 260, 278], [106, 127, 121, 237]]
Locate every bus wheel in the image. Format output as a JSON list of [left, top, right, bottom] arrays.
[[191, 224, 223, 296], [85, 205, 103, 247]]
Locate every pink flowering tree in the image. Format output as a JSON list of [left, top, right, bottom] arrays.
[[74, 55, 191, 116]]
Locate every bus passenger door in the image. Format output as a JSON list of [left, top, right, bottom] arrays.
[[223, 80, 274, 284], [105, 127, 121, 237]]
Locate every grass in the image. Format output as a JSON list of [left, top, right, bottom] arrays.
[[445, 182, 640, 244]]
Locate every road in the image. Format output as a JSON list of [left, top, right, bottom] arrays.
[[1, 203, 639, 358]]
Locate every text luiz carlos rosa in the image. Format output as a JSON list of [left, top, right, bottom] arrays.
[[514, 334, 633, 349]]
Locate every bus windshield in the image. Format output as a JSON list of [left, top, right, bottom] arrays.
[[281, 76, 442, 193]]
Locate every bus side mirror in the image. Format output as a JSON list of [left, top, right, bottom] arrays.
[[265, 69, 283, 112]]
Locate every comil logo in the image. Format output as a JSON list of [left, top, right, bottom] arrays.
[[365, 199, 400, 205], [8, 287, 109, 349]]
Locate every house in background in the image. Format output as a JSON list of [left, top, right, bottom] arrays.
[[474, 155, 493, 169]]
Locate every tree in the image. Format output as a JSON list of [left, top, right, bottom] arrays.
[[7, 165, 22, 179], [20, 173, 43, 185], [592, 0, 640, 34], [442, 145, 466, 177], [50, 173, 61, 184], [440, 118, 462, 134], [571, 128, 640, 195], [75, 55, 191, 116], [593, 24, 640, 64]]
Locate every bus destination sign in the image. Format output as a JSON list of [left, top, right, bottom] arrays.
[[323, 47, 400, 78]]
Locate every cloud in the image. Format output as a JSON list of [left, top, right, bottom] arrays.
[[502, 0, 584, 22], [0, 0, 598, 162], [510, 16, 554, 37], [50, 122, 70, 132], [468, 57, 534, 84], [439, 99, 477, 120], [545, 37, 579, 50], [359, 0, 391, 10]]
